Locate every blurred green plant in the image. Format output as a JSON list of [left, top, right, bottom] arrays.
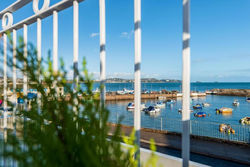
[[1, 34, 158, 167]]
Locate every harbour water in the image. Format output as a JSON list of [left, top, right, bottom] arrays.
[[106, 93, 250, 143], [92, 82, 250, 92]]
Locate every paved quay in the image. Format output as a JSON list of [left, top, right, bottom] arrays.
[[109, 123, 250, 166]]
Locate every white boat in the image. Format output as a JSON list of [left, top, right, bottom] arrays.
[[127, 103, 146, 110], [166, 99, 176, 104], [202, 103, 210, 107], [232, 100, 240, 106], [178, 109, 193, 113], [144, 106, 160, 114], [127, 102, 134, 109], [117, 88, 134, 95], [154, 101, 165, 108], [205, 90, 212, 94], [148, 111, 160, 117], [176, 93, 182, 97], [140, 103, 146, 110], [246, 97, 250, 102], [0, 106, 13, 112]]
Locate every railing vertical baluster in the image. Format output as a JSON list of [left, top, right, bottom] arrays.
[[3, 33, 8, 167], [73, 0, 79, 87], [3, 33, 7, 127], [37, 18, 41, 65], [53, 11, 58, 73], [134, 0, 141, 165], [99, 0, 106, 105], [13, 29, 17, 124], [37, 18, 42, 113], [182, 0, 191, 166], [23, 24, 28, 113]]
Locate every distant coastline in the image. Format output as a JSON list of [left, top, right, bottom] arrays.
[[95, 78, 181, 83]]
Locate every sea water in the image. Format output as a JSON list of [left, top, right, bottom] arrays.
[[106, 94, 250, 143], [91, 82, 250, 92]]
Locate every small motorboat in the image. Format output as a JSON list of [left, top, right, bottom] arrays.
[[193, 104, 202, 110], [246, 97, 250, 102], [127, 103, 146, 110], [178, 109, 193, 113], [239, 117, 250, 125], [232, 100, 239, 106], [148, 111, 160, 117], [144, 106, 160, 114], [217, 107, 233, 114], [194, 112, 206, 117], [154, 101, 165, 108], [140, 103, 147, 110], [219, 124, 235, 134], [202, 103, 210, 107], [127, 102, 134, 110], [0, 107, 13, 112], [166, 99, 176, 104]]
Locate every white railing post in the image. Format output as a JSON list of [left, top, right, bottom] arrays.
[[73, 0, 79, 87], [134, 0, 141, 164], [3, 33, 7, 129], [37, 18, 42, 112], [37, 18, 41, 64], [13, 29, 17, 123], [99, 0, 106, 104], [53, 10, 58, 72], [182, 0, 191, 167], [23, 24, 28, 111]]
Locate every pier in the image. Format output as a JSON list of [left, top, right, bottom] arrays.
[[105, 92, 206, 101], [210, 89, 250, 97]]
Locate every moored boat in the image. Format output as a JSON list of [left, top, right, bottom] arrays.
[[239, 117, 250, 125], [193, 104, 202, 110], [246, 97, 250, 102], [232, 100, 239, 106], [127, 102, 134, 110], [218, 107, 233, 114], [219, 124, 235, 134], [202, 103, 210, 107], [0, 106, 13, 112], [127, 102, 146, 110], [194, 112, 206, 117], [144, 106, 160, 114], [166, 99, 176, 104], [154, 101, 165, 108], [178, 109, 193, 113]]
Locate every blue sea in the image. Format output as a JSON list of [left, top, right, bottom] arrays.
[[107, 95, 250, 143], [94, 82, 250, 143], [92, 82, 250, 92]]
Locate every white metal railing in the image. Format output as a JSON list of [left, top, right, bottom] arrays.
[[0, 0, 191, 166]]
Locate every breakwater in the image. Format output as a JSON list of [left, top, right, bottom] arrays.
[[211, 89, 250, 97], [105, 92, 206, 101], [106, 93, 176, 101]]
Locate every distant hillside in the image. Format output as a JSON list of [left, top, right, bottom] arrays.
[[98, 78, 181, 83], [0, 77, 181, 84]]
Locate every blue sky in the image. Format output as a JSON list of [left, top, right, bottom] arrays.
[[1, 0, 250, 82]]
